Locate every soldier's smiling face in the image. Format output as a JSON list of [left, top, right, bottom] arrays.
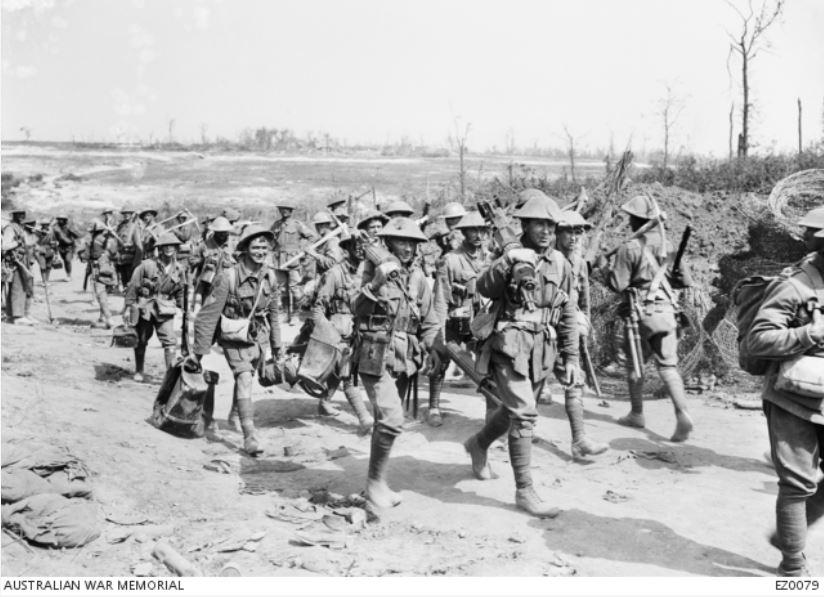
[[365, 219, 383, 237], [247, 236, 271, 264], [522, 218, 555, 250], [386, 237, 416, 265]]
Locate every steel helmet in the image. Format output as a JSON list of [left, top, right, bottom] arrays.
[[620, 195, 657, 219], [453, 211, 487, 230], [155, 232, 181, 247], [382, 200, 415, 217], [378, 217, 428, 242], [209, 216, 234, 233], [556, 210, 592, 229], [797, 206, 824, 229], [139, 209, 157, 219], [312, 211, 335, 226], [275, 198, 296, 210], [357, 209, 389, 230], [120, 208, 135, 214], [516, 188, 548, 209], [327, 197, 346, 210], [443, 202, 467, 220], [513, 194, 562, 222], [237, 224, 275, 251]]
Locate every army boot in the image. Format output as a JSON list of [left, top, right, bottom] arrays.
[[464, 406, 510, 480], [365, 429, 402, 509], [237, 397, 262, 456], [509, 427, 560, 518], [778, 552, 811, 577], [427, 375, 444, 427], [617, 376, 646, 428], [343, 385, 373, 435], [659, 367, 693, 441], [566, 387, 608, 461], [133, 347, 146, 382]]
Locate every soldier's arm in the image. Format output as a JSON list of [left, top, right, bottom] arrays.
[[311, 269, 336, 322], [417, 274, 442, 350], [556, 263, 580, 366], [748, 280, 819, 358], [432, 258, 451, 325], [606, 243, 637, 293], [265, 274, 282, 353], [192, 271, 230, 356], [477, 254, 510, 299]]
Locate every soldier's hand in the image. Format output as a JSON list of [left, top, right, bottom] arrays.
[[810, 309, 824, 344], [505, 247, 537, 266], [372, 261, 400, 290]]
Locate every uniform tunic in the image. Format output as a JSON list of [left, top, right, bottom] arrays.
[[433, 245, 486, 343], [1, 222, 35, 318], [124, 258, 186, 348]]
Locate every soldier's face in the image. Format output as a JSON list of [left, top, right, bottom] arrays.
[[316, 223, 332, 236], [57, 219, 67, 226], [523, 219, 554, 249], [247, 237, 271, 264], [463, 227, 483, 248], [556, 227, 584, 253], [802, 227, 824, 252], [213, 231, 229, 245], [160, 245, 177, 259], [12, 213, 24, 223], [142, 214, 154, 225], [387, 238, 416, 265], [365, 220, 383, 237], [279, 208, 293, 219]]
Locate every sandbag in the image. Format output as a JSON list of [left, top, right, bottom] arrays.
[[1, 469, 52, 503], [1, 493, 101, 548]]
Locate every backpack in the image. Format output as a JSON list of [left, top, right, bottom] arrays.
[[733, 261, 824, 375]]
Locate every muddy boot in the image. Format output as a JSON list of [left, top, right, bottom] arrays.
[[464, 406, 509, 480], [163, 348, 177, 370], [659, 367, 693, 442], [365, 429, 401, 509], [237, 398, 262, 456], [778, 552, 811, 577], [318, 397, 340, 416], [343, 385, 373, 435], [427, 376, 444, 427], [617, 376, 645, 428], [133, 346, 146, 382], [509, 428, 561, 518], [566, 388, 607, 460]]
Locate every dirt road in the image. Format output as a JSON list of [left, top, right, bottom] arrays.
[[1, 266, 818, 577]]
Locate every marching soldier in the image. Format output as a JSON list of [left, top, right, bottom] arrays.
[[124, 232, 187, 382], [34, 220, 59, 282], [189, 216, 236, 303], [310, 233, 374, 431], [357, 210, 388, 241], [429, 210, 488, 427], [326, 197, 350, 225], [600, 195, 694, 442], [190, 225, 283, 455], [304, 211, 344, 275], [138, 208, 159, 256], [441, 202, 467, 251], [87, 210, 119, 329], [353, 217, 440, 510], [748, 208, 824, 577], [271, 199, 317, 322], [115, 209, 142, 290], [552, 210, 608, 460], [172, 211, 197, 266], [1, 209, 37, 325], [463, 194, 579, 517], [52, 215, 81, 282]]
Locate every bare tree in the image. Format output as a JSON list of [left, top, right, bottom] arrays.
[[450, 117, 471, 203], [728, 103, 735, 160], [562, 124, 577, 182], [200, 123, 208, 146], [167, 118, 176, 144], [19, 127, 31, 142], [726, 0, 784, 157], [658, 83, 686, 169]]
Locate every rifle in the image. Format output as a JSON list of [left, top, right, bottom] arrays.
[[672, 225, 692, 275], [40, 269, 54, 324], [181, 268, 190, 356], [580, 338, 602, 398], [625, 289, 644, 380], [433, 340, 503, 408], [279, 226, 345, 270], [583, 150, 633, 265], [83, 261, 91, 292]]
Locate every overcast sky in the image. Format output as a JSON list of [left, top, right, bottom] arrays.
[[2, 0, 823, 156]]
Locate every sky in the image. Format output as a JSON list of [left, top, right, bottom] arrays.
[[1, 0, 823, 156]]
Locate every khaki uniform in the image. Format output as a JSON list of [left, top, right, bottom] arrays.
[[34, 228, 59, 280], [115, 218, 142, 287], [272, 216, 317, 310], [88, 225, 119, 325], [52, 222, 81, 277], [189, 235, 236, 300], [749, 254, 824, 575], [1, 222, 35, 320]]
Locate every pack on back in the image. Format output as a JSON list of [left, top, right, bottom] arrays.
[[733, 261, 824, 376]]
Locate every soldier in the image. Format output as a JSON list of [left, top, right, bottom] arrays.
[[357, 210, 388, 241], [748, 208, 824, 577], [304, 211, 344, 276], [327, 197, 350, 225], [271, 199, 317, 322], [87, 211, 119, 329], [442, 202, 467, 251], [1, 209, 37, 324], [33, 220, 59, 282], [462, 194, 579, 517], [115, 209, 142, 290], [138, 208, 159, 256], [429, 210, 488, 427], [189, 216, 236, 303], [353, 217, 440, 509], [190, 225, 283, 455], [310, 233, 374, 431], [599, 194, 694, 442], [382, 200, 415, 219], [551, 210, 608, 460], [52, 215, 81, 282], [124, 233, 187, 382]]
